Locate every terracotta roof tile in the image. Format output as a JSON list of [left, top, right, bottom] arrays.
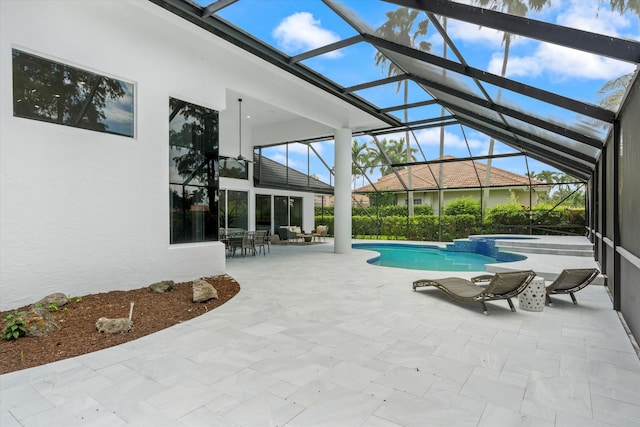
[[355, 155, 543, 192]]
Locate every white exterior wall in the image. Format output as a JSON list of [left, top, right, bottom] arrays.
[[395, 188, 540, 211], [0, 1, 227, 309], [1, 0, 361, 310]]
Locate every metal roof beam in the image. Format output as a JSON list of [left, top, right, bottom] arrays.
[[448, 104, 597, 164], [150, 0, 401, 128], [385, 0, 640, 64], [342, 74, 407, 93], [412, 74, 603, 149], [390, 152, 524, 168], [289, 35, 363, 63], [201, 0, 238, 18], [380, 99, 438, 113], [364, 33, 615, 122], [459, 119, 592, 179]]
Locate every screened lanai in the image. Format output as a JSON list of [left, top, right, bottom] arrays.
[[154, 0, 633, 174], [152, 0, 640, 337], [154, 0, 635, 212]]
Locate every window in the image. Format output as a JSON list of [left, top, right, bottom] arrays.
[[219, 189, 249, 231], [12, 49, 134, 137], [219, 156, 248, 179], [169, 98, 219, 243], [255, 194, 271, 231], [290, 197, 303, 229], [274, 196, 289, 228], [273, 195, 302, 229], [414, 198, 422, 205]]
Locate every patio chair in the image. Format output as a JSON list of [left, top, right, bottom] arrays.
[[254, 230, 268, 256], [232, 231, 255, 257], [413, 270, 536, 314], [545, 268, 599, 305], [312, 225, 328, 242]]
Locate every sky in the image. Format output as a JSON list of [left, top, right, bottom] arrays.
[[210, 0, 640, 186]]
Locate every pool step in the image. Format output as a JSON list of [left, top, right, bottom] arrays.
[[494, 241, 594, 257]]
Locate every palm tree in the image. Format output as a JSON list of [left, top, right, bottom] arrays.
[[608, 0, 640, 17], [597, 72, 634, 111], [472, 0, 551, 211], [352, 139, 369, 190], [366, 137, 417, 177], [375, 7, 430, 216]]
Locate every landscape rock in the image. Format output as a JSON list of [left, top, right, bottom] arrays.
[[35, 292, 68, 309], [24, 306, 59, 337], [192, 279, 218, 303], [95, 317, 132, 334], [148, 280, 174, 293]]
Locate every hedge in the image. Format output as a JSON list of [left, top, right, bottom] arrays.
[[315, 204, 585, 240]]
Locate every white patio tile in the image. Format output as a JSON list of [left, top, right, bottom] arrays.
[[224, 392, 304, 427], [1, 239, 638, 427], [374, 390, 482, 427], [324, 361, 381, 392], [478, 403, 554, 427], [373, 365, 436, 396], [524, 371, 592, 417], [286, 386, 382, 427], [460, 368, 525, 411], [591, 394, 640, 426], [588, 360, 640, 405]]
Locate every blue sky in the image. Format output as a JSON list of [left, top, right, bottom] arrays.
[[211, 0, 639, 185]]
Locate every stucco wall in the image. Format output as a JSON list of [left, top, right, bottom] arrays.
[[0, 1, 227, 309], [0, 0, 331, 309], [395, 188, 538, 211]]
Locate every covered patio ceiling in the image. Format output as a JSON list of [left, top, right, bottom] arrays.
[[151, 0, 640, 181]]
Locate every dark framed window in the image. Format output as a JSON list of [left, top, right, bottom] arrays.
[[274, 196, 289, 228], [169, 98, 219, 244], [219, 156, 248, 179], [219, 189, 248, 231], [290, 197, 303, 229], [256, 194, 271, 231], [273, 195, 302, 229], [12, 49, 134, 137]]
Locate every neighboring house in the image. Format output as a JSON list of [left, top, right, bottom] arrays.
[[354, 156, 548, 210]]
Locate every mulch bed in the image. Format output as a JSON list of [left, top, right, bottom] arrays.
[[0, 275, 240, 375]]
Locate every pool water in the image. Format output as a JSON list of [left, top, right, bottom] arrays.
[[353, 243, 519, 272]]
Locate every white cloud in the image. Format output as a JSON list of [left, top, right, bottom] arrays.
[[556, 1, 631, 38], [273, 12, 341, 57], [491, 41, 635, 81], [445, 20, 507, 48], [414, 127, 488, 155], [486, 2, 636, 81]]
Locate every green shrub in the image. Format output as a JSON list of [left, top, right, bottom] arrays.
[[3, 311, 27, 340], [444, 198, 481, 220]]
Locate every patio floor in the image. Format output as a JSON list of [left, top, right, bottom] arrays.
[[1, 237, 639, 426]]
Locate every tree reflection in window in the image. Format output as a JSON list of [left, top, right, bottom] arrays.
[[169, 98, 219, 243], [219, 157, 248, 179], [12, 49, 134, 137]]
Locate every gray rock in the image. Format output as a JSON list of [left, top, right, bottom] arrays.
[[35, 292, 68, 309], [192, 279, 218, 303], [148, 280, 174, 293], [24, 306, 59, 337], [95, 317, 132, 334]]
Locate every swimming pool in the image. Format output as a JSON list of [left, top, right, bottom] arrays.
[[352, 242, 526, 272]]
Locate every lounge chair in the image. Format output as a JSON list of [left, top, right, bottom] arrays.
[[413, 270, 536, 314], [545, 268, 599, 305]]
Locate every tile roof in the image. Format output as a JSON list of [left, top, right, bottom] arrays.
[[355, 155, 543, 192]]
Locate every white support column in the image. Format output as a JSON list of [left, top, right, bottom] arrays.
[[334, 128, 352, 254]]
